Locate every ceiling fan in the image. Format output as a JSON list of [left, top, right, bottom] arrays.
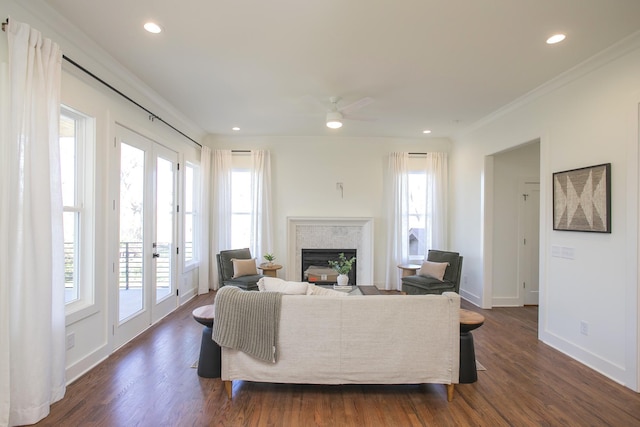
[[324, 96, 375, 129]]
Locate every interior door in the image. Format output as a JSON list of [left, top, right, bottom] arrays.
[[114, 125, 178, 348], [520, 182, 540, 306]]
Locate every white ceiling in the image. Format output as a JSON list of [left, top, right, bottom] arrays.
[[42, 0, 640, 139]]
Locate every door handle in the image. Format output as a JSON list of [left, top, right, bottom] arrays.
[[152, 253, 160, 258]]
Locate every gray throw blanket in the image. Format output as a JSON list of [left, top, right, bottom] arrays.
[[212, 286, 282, 363]]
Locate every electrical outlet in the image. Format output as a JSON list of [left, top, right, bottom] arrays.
[[580, 321, 589, 336], [66, 333, 75, 350]]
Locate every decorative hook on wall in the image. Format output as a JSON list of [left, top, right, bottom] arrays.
[[336, 182, 344, 198]]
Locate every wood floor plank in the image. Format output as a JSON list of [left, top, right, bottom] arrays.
[[32, 292, 640, 426]]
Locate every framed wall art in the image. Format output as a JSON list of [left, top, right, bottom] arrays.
[[553, 163, 611, 233]]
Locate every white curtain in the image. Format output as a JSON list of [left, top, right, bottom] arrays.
[[0, 19, 66, 426], [426, 152, 448, 249], [384, 152, 448, 291], [385, 152, 409, 290], [210, 149, 233, 290], [197, 146, 211, 294], [249, 150, 273, 261]]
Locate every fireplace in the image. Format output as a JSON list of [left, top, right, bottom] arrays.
[[287, 217, 374, 285], [302, 249, 357, 285]]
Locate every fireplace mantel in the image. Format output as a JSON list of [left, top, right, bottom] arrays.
[[287, 217, 374, 284]]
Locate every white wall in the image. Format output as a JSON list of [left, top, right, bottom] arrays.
[[205, 135, 451, 287], [2, 0, 205, 383], [451, 35, 640, 390]]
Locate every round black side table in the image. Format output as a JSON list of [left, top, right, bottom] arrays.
[[192, 304, 221, 378], [459, 309, 485, 384]]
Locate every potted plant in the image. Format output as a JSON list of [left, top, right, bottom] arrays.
[[327, 253, 356, 286], [263, 253, 276, 266]]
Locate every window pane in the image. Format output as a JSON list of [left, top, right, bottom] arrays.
[[408, 172, 427, 257], [63, 211, 79, 303], [184, 163, 196, 264], [231, 213, 250, 249], [185, 164, 194, 212], [184, 212, 194, 262], [60, 115, 76, 207], [60, 112, 79, 304], [232, 171, 251, 213], [231, 170, 251, 249]]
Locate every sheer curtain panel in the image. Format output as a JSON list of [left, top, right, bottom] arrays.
[[426, 152, 448, 249], [198, 146, 211, 294], [249, 150, 273, 261], [210, 149, 233, 289], [385, 152, 409, 290], [0, 19, 66, 426]]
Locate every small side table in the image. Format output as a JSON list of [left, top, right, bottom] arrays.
[[397, 264, 421, 277], [192, 304, 221, 378], [259, 263, 282, 278], [459, 308, 485, 384]]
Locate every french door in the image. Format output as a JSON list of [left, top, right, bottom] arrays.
[[113, 125, 178, 349]]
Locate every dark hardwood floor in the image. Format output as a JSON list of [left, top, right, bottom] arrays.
[[34, 292, 640, 426]]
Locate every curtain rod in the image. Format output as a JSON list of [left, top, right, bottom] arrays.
[[2, 18, 202, 149], [409, 152, 428, 155]]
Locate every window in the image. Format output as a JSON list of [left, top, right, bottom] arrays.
[[407, 157, 433, 261], [60, 106, 96, 317], [231, 168, 251, 249], [184, 162, 200, 267]]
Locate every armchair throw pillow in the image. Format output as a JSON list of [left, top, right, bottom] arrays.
[[418, 261, 449, 281], [231, 258, 258, 278]]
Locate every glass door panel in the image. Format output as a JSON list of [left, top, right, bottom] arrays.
[[119, 142, 145, 321], [155, 156, 174, 303]]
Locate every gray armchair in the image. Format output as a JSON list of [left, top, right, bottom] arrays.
[[216, 248, 263, 291], [401, 250, 463, 295]]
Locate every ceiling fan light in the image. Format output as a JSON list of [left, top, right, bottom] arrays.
[[326, 111, 343, 129], [144, 22, 162, 34], [546, 33, 566, 44]]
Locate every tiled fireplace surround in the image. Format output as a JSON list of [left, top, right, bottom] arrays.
[[287, 217, 374, 285]]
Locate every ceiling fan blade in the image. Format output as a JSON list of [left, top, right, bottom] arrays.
[[338, 97, 375, 115]]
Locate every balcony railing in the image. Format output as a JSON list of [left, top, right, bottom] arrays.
[[64, 241, 172, 289]]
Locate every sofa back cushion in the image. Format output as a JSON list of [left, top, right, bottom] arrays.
[[258, 277, 309, 294]]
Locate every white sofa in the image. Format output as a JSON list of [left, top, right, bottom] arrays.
[[221, 290, 461, 401]]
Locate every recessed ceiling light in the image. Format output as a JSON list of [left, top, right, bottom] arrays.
[[422, 130, 432, 134], [144, 22, 162, 34], [546, 34, 566, 44], [232, 127, 240, 131]]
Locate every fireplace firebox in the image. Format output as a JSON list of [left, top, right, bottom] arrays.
[[301, 249, 357, 286]]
